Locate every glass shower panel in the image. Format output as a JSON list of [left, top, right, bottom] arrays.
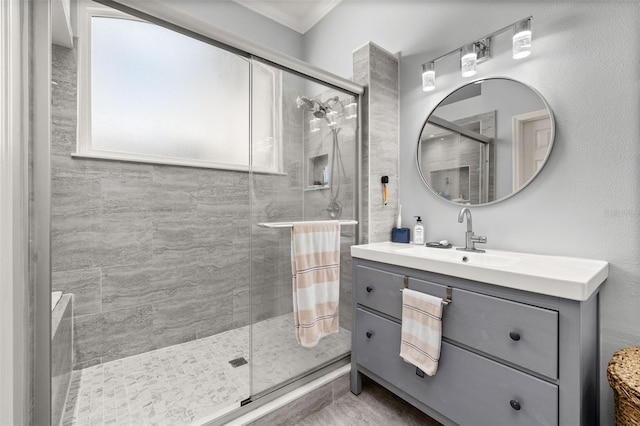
[[249, 60, 357, 397], [51, 9, 252, 425]]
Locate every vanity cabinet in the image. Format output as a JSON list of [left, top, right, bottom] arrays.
[[351, 259, 600, 426]]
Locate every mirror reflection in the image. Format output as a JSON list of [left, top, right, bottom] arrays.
[[417, 78, 554, 205]]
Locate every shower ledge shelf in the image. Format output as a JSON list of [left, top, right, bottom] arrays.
[[258, 220, 358, 229], [304, 185, 330, 191]]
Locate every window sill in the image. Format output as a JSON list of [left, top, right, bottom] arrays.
[[71, 151, 286, 176]]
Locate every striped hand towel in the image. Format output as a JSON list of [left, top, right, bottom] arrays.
[[291, 220, 340, 348], [400, 289, 444, 376]]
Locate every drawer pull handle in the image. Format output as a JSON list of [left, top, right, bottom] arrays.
[[510, 399, 521, 411], [366, 331, 373, 338], [366, 286, 373, 293], [509, 331, 521, 341]]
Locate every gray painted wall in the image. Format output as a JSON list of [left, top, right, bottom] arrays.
[[303, 2, 640, 424]]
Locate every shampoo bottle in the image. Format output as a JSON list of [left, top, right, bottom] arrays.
[[322, 166, 329, 186], [413, 216, 424, 245]]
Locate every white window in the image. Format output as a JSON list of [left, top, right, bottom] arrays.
[[76, 6, 282, 173]]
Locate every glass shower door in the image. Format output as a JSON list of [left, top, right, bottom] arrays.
[[51, 9, 254, 424], [249, 59, 358, 398]]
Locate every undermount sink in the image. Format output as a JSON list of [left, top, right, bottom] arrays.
[[396, 245, 521, 268], [351, 242, 609, 301]]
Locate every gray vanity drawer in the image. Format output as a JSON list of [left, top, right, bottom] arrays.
[[355, 266, 404, 318], [355, 308, 558, 426], [444, 288, 559, 379], [356, 266, 447, 319], [407, 277, 449, 300], [357, 266, 559, 378]]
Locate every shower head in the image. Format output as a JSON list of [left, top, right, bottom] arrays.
[[296, 96, 317, 111], [296, 95, 329, 119]]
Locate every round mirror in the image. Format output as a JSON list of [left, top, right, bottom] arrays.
[[417, 77, 555, 206]]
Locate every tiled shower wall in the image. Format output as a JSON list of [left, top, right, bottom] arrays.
[[52, 44, 302, 368], [52, 43, 355, 369]]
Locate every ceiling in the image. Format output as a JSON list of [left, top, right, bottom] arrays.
[[232, 0, 342, 34]]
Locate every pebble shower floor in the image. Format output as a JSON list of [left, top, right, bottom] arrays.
[[62, 313, 351, 426]]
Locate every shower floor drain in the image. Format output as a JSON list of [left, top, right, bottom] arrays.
[[229, 357, 248, 368]]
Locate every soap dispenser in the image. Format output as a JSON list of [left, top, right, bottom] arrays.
[[413, 216, 424, 245]]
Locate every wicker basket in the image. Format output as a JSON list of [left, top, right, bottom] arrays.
[[608, 347, 640, 426]]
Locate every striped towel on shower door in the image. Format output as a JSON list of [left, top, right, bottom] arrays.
[[291, 220, 341, 348]]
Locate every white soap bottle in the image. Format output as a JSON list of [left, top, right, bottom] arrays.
[[413, 216, 424, 245]]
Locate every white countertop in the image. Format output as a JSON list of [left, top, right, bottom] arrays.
[[351, 242, 608, 301]]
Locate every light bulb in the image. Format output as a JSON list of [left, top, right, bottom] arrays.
[[310, 118, 320, 133], [513, 19, 532, 59], [461, 44, 477, 78], [422, 62, 436, 92]]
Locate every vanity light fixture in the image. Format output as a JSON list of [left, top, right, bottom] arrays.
[[421, 62, 436, 91], [513, 18, 532, 59], [420, 16, 533, 91], [460, 43, 478, 77]]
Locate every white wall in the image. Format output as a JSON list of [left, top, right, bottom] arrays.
[[304, 2, 640, 424]]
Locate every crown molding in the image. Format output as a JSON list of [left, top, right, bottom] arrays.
[[232, 0, 341, 34]]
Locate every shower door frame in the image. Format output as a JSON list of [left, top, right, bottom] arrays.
[[0, 0, 36, 423], [32, 0, 364, 424], [31, 0, 54, 425]]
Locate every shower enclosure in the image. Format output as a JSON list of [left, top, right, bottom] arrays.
[[50, 4, 361, 425]]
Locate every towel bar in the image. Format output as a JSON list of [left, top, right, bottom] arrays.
[[258, 219, 358, 228], [400, 285, 453, 306]]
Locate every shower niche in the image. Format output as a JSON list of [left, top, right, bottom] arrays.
[[306, 153, 330, 190]]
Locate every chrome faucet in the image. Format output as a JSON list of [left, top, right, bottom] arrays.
[[456, 208, 487, 253]]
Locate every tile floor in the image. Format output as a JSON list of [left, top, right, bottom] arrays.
[[62, 313, 351, 426], [295, 376, 442, 426]]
